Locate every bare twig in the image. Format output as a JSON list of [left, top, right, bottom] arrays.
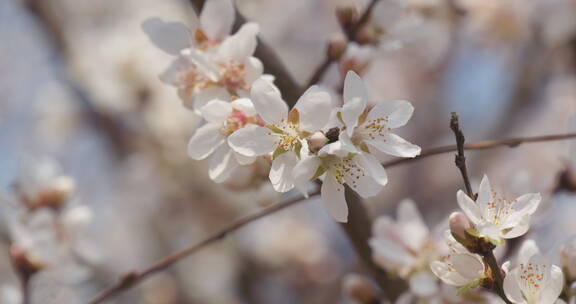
[[304, 0, 381, 88], [449, 113, 510, 304], [87, 132, 576, 303], [450, 112, 474, 197]]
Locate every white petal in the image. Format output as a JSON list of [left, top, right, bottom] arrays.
[[372, 215, 394, 238], [409, 272, 438, 297], [476, 175, 492, 213], [227, 125, 276, 157], [269, 152, 297, 193], [199, 0, 234, 41], [142, 18, 191, 55], [321, 174, 348, 222], [365, 100, 414, 129], [517, 239, 540, 265], [450, 253, 484, 280], [187, 123, 224, 160], [234, 151, 256, 165], [343, 70, 369, 106], [396, 199, 429, 252], [294, 86, 333, 132], [370, 238, 414, 268], [355, 153, 388, 186], [512, 193, 541, 217], [209, 145, 239, 183], [430, 261, 471, 286], [341, 97, 366, 136], [456, 190, 482, 224], [250, 78, 288, 125], [366, 133, 421, 158], [503, 268, 524, 303], [182, 48, 220, 81], [230, 98, 257, 116], [337, 132, 360, 154], [501, 215, 531, 239], [318, 141, 351, 158], [292, 156, 321, 197], [200, 99, 232, 123], [191, 86, 231, 114], [539, 266, 565, 304], [218, 22, 259, 62], [245, 57, 263, 84], [344, 158, 383, 198]]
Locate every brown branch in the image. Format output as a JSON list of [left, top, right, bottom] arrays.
[[449, 114, 510, 304], [450, 112, 474, 197], [87, 131, 576, 303], [304, 0, 381, 88]]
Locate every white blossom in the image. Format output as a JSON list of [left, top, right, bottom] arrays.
[[457, 175, 541, 242], [503, 240, 564, 304], [430, 231, 485, 287]]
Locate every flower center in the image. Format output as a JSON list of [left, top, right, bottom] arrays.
[[268, 120, 301, 152], [220, 110, 263, 136], [221, 62, 247, 91], [485, 189, 516, 226], [324, 156, 364, 188], [519, 262, 546, 303], [359, 116, 391, 140]]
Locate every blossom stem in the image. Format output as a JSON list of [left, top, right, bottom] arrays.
[[305, 0, 381, 88], [449, 113, 511, 303], [87, 132, 576, 304]]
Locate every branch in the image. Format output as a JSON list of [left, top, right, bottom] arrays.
[[305, 0, 381, 88], [87, 131, 576, 303], [450, 112, 474, 197], [449, 113, 510, 304]]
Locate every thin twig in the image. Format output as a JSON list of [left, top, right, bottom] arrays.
[[449, 113, 510, 304], [304, 0, 381, 88], [87, 132, 576, 304], [450, 112, 474, 197]]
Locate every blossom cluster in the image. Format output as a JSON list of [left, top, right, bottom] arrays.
[[143, 0, 421, 222]]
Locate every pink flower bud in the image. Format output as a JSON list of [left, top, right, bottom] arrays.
[[342, 273, 378, 304], [308, 132, 328, 153], [327, 33, 348, 61], [449, 212, 472, 240]]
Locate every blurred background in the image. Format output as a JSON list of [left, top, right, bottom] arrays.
[[1, 0, 576, 303]]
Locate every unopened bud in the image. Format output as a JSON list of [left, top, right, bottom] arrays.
[[354, 25, 378, 45], [327, 34, 348, 61], [336, 6, 359, 31], [343, 273, 379, 304], [35, 176, 75, 211], [308, 132, 328, 153], [10, 245, 42, 281], [449, 212, 472, 240]]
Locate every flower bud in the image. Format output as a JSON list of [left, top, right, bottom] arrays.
[[307, 132, 328, 153], [35, 176, 75, 211], [327, 34, 348, 61], [449, 212, 472, 240], [342, 273, 379, 304], [561, 239, 576, 280], [10, 245, 42, 281], [354, 24, 378, 45]]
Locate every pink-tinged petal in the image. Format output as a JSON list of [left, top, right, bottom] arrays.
[[476, 175, 492, 213], [182, 48, 220, 81], [355, 153, 388, 186], [200, 99, 232, 123], [456, 190, 482, 224], [209, 145, 238, 183], [230, 98, 256, 116], [343, 70, 368, 106], [199, 0, 234, 41], [503, 268, 524, 303], [187, 123, 224, 160], [513, 193, 541, 216], [341, 97, 366, 136], [191, 86, 231, 114], [141, 18, 191, 55], [396, 199, 429, 252], [250, 78, 288, 125], [292, 156, 321, 197], [409, 272, 438, 297], [294, 86, 333, 132], [227, 124, 276, 157], [450, 253, 484, 280], [366, 133, 420, 158], [245, 57, 263, 84], [218, 22, 259, 62], [269, 152, 297, 193], [539, 266, 564, 304], [321, 174, 348, 222], [366, 100, 414, 129]]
